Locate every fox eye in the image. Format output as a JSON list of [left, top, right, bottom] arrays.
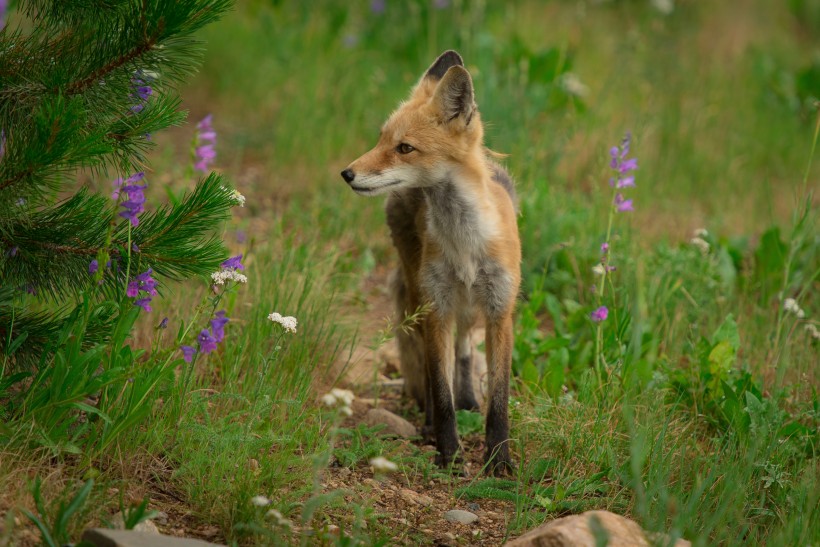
[[396, 143, 415, 154]]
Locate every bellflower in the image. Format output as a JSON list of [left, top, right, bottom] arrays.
[[198, 329, 218, 354], [180, 345, 196, 363], [614, 193, 634, 212], [89, 259, 98, 274], [128, 268, 157, 311], [130, 71, 153, 114], [134, 297, 152, 312], [221, 254, 245, 270], [210, 310, 229, 342]]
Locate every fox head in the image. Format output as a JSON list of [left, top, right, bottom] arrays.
[[341, 50, 485, 195]]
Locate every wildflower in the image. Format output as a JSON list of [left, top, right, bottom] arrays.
[[7, 246, 17, 257], [211, 270, 248, 285], [321, 393, 337, 407], [221, 254, 244, 270], [783, 298, 805, 318], [805, 324, 820, 340], [194, 115, 217, 173], [158, 317, 169, 329], [690, 237, 710, 254], [694, 228, 709, 238], [210, 310, 229, 342], [251, 495, 271, 507], [135, 268, 158, 295], [609, 133, 637, 208], [118, 172, 147, 226], [560, 73, 589, 98], [369, 456, 398, 473], [614, 193, 634, 212], [126, 281, 140, 298], [370, 0, 385, 13], [601, 242, 609, 254], [16, 198, 25, 206], [198, 329, 218, 354], [330, 388, 354, 407], [89, 259, 98, 274], [134, 297, 152, 312], [433, 0, 450, 8], [592, 264, 606, 276], [180, 345, 196, 363], [268, 312, 298, 334], [129, 71, 153, 114], [590, 306, 608, 322]]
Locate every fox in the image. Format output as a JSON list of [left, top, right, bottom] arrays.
[[341, 50, 521, 475]]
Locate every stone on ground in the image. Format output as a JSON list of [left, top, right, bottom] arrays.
[[503, 510, 691, 547], [443, 509, 479, 525], [82, 528, 224, 547], [363, 408, 417, 438], [110, 512, 160, 535]]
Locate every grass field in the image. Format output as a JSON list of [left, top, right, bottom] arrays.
[[2, 0, 819, 545]]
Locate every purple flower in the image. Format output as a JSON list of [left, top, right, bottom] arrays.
[[609, 133, 638, 193], [434, 0, 449, 8], [181, 345, 196, 363], [126, 280, 140, 298], [370, 0, 385, 13], [0, 129, 5, 159], [130, 71, 153, 114], [89, 259, 98, 274], [221, 254, 244, 270], [118, 173, 147, 226], [0, 1, 7, 29], [601, 242, 609, 254], [590, 306, 608, 322], [158, 317, 169, 329], [134, 297, 152, 312], [135, 268, 158, 296], [210, 310, 229, 342], [198, 329, 218, 354], [193, 115, 217, 173], [7, 246, 18, 257], [614, 193, 634, 213]]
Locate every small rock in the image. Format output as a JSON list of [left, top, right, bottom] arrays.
[[444, 510, 479, 525], [503, 510, 692, 547], [82, 528, 222, 546], [111, 512, 160, 535], [443, 532, 457, 541], [154, 511, 169, 526], [467, 502, 480, 512], [364, 408, 417, 438], [363, 478, 380, 488], [398, 488, 434, 507], [380, 378, 405, 389]]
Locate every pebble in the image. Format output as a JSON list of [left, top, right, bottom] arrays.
[[444, 509, 479, 525], [398, 488, 434, 507], [467, 502, 480, 512]]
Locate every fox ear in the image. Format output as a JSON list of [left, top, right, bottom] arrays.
[[424, 50, 464, 81], [432, 65, 476, 126]]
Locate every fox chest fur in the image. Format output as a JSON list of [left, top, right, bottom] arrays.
[[415, 177, 516, 323]]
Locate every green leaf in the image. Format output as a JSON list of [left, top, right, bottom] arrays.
[[711, 314, 740, 352]]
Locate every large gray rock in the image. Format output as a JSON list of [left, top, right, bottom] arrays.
[[504, 510, 691, 547], [363, 408, 417, 438], [82, 529, 224, 547]]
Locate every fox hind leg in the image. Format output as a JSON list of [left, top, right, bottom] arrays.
[[454, 323, 480, 411]]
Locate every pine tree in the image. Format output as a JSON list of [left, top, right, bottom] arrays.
[[0, 0, 235, 366]]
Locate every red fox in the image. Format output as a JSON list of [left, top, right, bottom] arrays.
[[341, 51, 521, 474]]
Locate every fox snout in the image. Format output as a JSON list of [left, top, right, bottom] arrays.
[[340, 168, 355, 184]]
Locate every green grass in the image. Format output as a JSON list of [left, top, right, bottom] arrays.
[[2, 0, 819, 545]]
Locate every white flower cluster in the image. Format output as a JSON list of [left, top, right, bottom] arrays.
[[268, 312, 298, 333], [369, 456, 398, 473], [783, 298, 806, 319], [251, 495, 271, 507], [321, 388, 354, 416], [265, 508, 293, 529], [211, 270, 248, 285], [805, 324, 820, 340]]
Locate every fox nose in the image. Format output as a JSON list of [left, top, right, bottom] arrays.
[[341, 168, 356, 183]]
